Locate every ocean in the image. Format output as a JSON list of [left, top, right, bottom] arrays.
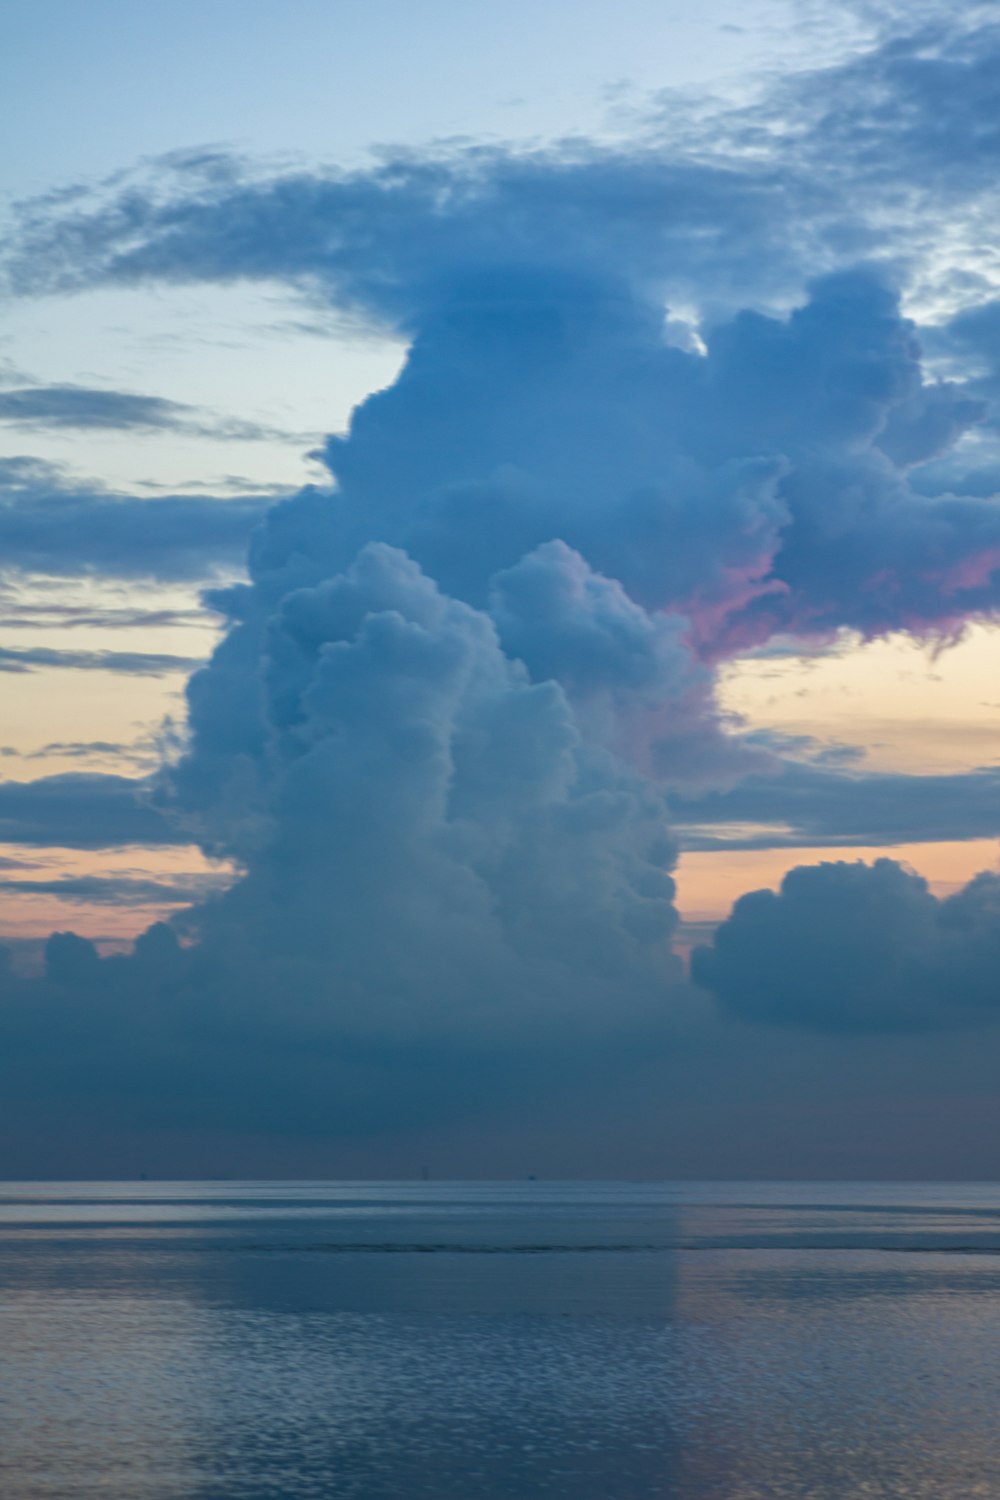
[[2, 1180, 999, 1498]]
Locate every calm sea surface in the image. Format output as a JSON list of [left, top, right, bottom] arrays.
[[2, 1180, 1000, 1498]]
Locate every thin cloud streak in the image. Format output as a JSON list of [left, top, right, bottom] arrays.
[[0, 645, 201, 675]]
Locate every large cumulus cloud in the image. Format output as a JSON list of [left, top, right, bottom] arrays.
[[197, 542, 681, 1040], [2, 7, 1000, 1161], [0, 544, 683, 1133], [310, 266, 997, 646]]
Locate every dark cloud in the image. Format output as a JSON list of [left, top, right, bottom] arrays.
[[0, 457, 268, 581], [0, 773, 180, 847], [169, 264, 998, 808], [0, 645, 200, 675], [0, 872, 225, 906], [726, 11, 1000, 207], [6, 12, 1000, 316], [692, 858, 1000, 1031], [0, 602, 208, 630], [0, 383, 289, 441], [330, 265, 995, 646], [21, 727, 182, 770], [918, 298, 1000, 502], [672, 761, 1000, 849], [3, 19, 999, 638], [181, 541, 682, 1025], [1, 144, 811, 325], [26, 739, 149, 761]]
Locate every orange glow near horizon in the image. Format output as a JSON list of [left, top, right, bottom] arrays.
[[719, 624, 1000, 775]]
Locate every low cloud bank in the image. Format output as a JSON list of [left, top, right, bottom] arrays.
[[693, 858, 1000, 1032]]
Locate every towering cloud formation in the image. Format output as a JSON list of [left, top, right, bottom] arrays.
[[2, 8, 1000, 1157], [0, 543, 682, 1134], [187, 541, 681, 1040]]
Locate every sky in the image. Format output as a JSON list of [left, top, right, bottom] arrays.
[[1, 0, 1000, 1178]]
